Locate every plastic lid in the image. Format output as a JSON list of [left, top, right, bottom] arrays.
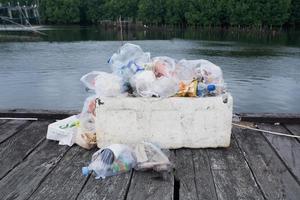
[[207, 84, 216, 92], [82, 167, 90, 177]]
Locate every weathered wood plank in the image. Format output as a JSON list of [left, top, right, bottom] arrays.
[[77, 171, 132, 200], [0, 140, 69, 200], [174, 149, 217, 200], [0, 119, 31, 143], [207, 135, 264, 200], [0, 121, 50, 179], [239, 113, 300, 124], [234, 126, 300, 200], [29, 146, 95, 200], [0, 119, 8, 125], [284, 124, 300, 137], [258, 124, 300, 182], [126, 170, 174, 200], [0, 109, 79, 120]]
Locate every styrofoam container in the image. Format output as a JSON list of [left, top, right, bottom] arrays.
[[95, 93, 233, 149]]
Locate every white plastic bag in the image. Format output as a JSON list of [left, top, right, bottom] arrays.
[[80, 71, 102, 90], [94, 72, 124, 97], [130, 70, 157, 97], [152, 77, 178, 98]]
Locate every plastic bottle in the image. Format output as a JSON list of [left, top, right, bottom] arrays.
[[82, 144, 136, 179], [197, 82, 207, 97]]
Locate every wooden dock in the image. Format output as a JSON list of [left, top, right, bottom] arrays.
[[0, 110, 299, 200]]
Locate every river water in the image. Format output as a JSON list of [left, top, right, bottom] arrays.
[[0, 26, 300, 113]]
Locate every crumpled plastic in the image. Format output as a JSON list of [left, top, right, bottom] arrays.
[[134, 142, 173, 172], [82, 144, 137, 179], [82, 142, 173, 179]]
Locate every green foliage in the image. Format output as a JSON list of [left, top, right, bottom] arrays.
[[0, 0, 298, 27]]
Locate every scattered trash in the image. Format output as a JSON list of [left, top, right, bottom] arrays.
[[80, 43, 226, 98], [82, 144, 137, 179], [47, 115, 79, 146], [82, 142, 173, 179], [47, 43, 230, 180], [134, 142, 172, 172]]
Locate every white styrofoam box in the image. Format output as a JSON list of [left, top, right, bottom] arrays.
[[95, 93, 233, 149], [46, 115, 79, 146]]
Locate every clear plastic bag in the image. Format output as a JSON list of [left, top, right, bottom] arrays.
[[94, 72, 124, 97], [152, 56, 176, 78], [82, 144, 137, 179], [130, 70, 157, 97], [109, 43, 151, 78], [195, 59, 223, 84], [80, 71, 103, 90], [134, 142, 173, 172], [152, 77, 178, 98]]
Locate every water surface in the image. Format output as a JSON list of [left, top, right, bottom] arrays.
[[0, 27, 300, 113]]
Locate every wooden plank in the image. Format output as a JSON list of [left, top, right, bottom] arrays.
[[0, 140, 69, 200], [77, 171, 132, 200], [0, 119, 8, 125], [29, 146, 95, 200], [0, 121, 50, 179], [174, 149, 217, 200], [234, 125, 300, 200], [258, 124, 300, 182], [207, 135, 264, 200], [238, 113, 300, 124], [0, 109, 79, 120], [126, 170, 174, 200], [284, 124, 300, 137], [0, 119, 31, 143]]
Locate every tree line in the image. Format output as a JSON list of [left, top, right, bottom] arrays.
[[1, 0, 299, 28]]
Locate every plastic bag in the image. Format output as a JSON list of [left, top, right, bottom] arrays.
[[134, 142, 172, 172], [94, 72, 124, 97], [152, 77, 178, 98], [175, 59, 200, 81], [82, 144, 137, 179], [197, 60, 223, 84], [80, 71, 102, 90], [152, 56, 176, 78], [130, 70, 157, 97], [109, 43, 150, 77]]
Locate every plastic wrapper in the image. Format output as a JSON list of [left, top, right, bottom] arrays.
[[134, 142, 172, 172], [177, 79, 198, 97], [82, 144, 137, 179], [152, 56, 176, 78]]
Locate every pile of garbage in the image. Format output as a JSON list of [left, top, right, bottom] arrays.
[[46, 43, 227, 180], [80, 43, 225, 98]]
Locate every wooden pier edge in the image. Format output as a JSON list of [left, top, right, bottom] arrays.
[[0, 109, 300, 123]]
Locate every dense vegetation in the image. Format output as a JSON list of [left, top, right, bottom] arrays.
[[1, 0, 299, 27]]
